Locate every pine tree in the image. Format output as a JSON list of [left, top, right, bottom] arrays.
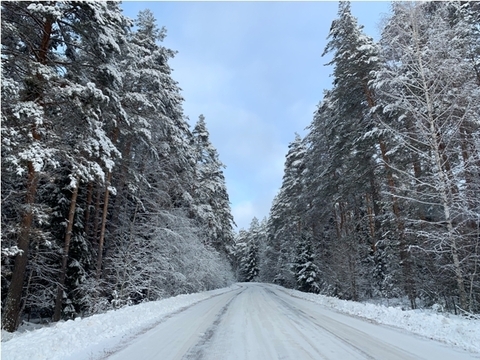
[[293, 235, 320, 293], [191, 115, 235, 255], [319, 1, 419, 303], [1, 1, 130, 330], [263, 134, 308, 288], [236, 219, 262, 282], [100, 11, 234, 309]]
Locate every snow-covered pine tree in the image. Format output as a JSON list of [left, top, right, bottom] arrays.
[[1, 1, 130, 330], [191, 115, 235, 255], [1, 1, 63, 331], [303, 1, 429, 303], [53, 2, 132, 320], [293, 235, 320, 293], [257, 217, 277, 283], [101, 8, 193, 299], [236, 219, 262, 282], [320, 1, 391, 302], [322, 0, 382, 202], [102, 10, 234, 310], [263, 134, 308, 288]]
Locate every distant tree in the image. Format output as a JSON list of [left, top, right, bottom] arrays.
[[257, 217, 276, 283], [236, 219, 262, 282]]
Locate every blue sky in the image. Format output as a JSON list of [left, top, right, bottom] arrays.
[[120, 1, 392, 231]]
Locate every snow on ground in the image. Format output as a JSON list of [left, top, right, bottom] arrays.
[[1, 285, 240, 360], [2, 283, 479, 359], [281, 286, 480, 354]]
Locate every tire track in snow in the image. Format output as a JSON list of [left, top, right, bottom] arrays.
[[261, 286, 362, 360], [265, 286, 418, 360], [182, 287, 245, 360], [200, 283, 361, 360], [98, 285, 242, 360], [264, 287, 374, 359]]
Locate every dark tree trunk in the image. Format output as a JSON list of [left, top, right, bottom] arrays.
[[53, 177, 80, 322], [2, 162, 38, 332], [96, 171, 112, 279]]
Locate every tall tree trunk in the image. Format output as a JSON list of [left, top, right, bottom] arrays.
[[92, 185, 102, 243], [83, 182, 94, 236], [365, 193, 376, 252], [96, 171, 112, 279], [95, 126, 120, 280], [53, 177, 80, 322], [430, 120, 467, 309], [2, 162, 38, 332], [2, 14, 53, 332], [379, 139, 417, 309]]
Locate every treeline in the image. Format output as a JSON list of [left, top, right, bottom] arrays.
[[236, 1, 480, 313], [1, 2, 235, 332]]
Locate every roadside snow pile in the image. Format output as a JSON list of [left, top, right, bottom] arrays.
[[282, 287, 480, 354], [1, 285, 239, 360]]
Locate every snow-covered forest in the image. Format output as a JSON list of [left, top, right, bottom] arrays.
[[235, 1, 480, 314], [2, 0, 480, 336], [1, 2, 235, 332]]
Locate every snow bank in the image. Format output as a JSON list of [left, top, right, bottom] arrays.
[[1, 285, 239, 360], [282, 287, 480, 354]]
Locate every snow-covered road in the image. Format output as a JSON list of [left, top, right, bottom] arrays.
[[105, 283, 477, 360]]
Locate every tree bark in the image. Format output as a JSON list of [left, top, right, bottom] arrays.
[[53, 176, 80, 322], [83, 182, 94, 236], [365, 193, 376, 252], [92, 185, 102, 243], [96, 171, 112, 280], [379, 139, 417, 308], [2, 162, 38, 332]]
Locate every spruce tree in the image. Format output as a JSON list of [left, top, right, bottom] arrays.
[[191, 115, 235, 255], [293, 235, 320, 293]]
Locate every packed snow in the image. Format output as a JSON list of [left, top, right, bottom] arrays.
[[2, 283, 479, 360]]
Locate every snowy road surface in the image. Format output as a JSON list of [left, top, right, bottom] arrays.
[[106, 283, 477, 360]]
